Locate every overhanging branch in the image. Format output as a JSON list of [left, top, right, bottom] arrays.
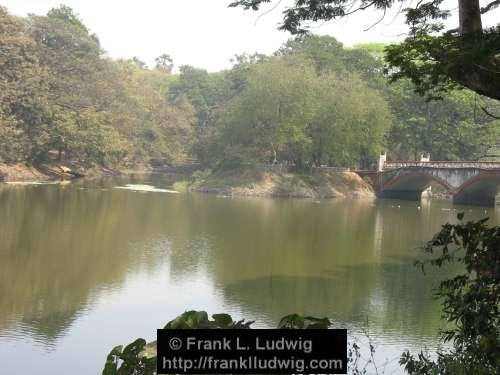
[[480, 106, 500, 119], [481, 0, 500, 13]]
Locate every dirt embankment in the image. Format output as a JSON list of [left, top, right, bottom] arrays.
[[189, 168, 375, 199], [0, 164, 51, 182], [0, 163, 120, 182]]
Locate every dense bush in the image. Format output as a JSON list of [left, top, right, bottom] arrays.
[[102, 311, 332, 375], [401, 215, 500, 374]]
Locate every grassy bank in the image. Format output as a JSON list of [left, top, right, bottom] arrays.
[[187, 168, 375, 199]]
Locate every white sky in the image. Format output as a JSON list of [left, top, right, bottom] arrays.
[[2, 0, 499, 72]]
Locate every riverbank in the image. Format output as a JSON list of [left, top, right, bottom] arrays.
[[0, 163, 375, 200], [0, 162, 120, 182], [0, 160, 204, 184], [188, 168, 375, 199], [0, 164, 50, 182]]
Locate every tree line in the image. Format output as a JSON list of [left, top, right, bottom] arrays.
[[0, 5, 194, 167], [1, 5, 499, 170]]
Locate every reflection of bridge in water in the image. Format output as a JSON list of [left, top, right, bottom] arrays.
[[356, 161, 500, 207]]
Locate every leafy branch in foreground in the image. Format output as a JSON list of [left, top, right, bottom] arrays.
[[401, 214, 500, 374], [102, 311, 254, 375], [102, 311, 380, 375], [103, 339, 156, 375]]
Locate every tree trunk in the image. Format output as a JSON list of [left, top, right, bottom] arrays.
[[439, 0, 500, 101], [458, 0, 482, 35]]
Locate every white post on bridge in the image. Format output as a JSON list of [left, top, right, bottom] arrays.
[[420, 153, 430, 162], [420, 153, 432, 197], [378, 152, 387, 171]]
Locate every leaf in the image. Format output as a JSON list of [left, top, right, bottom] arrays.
[[303, 316, 331, 329], [165, 310, 210, 329], [121, 338, 146, 362], [102, 345, 122, 375], [212, 313, 233, 327], [277, 314, 304, 329]]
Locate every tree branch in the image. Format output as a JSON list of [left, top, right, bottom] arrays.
[[480, 106, 500, 119], [481, 0, 500, 13], [344, 1, 377, 16], [364, 7, 386, 31], [255, 0, 283, 24]]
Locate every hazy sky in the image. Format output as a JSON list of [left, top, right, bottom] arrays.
[[2, 0, 499, 72]]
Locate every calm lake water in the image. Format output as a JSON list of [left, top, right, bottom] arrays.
[[0, 174, 498, 374]]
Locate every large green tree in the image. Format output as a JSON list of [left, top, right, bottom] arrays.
[[388, 82, 500, 161], [27, 5, 118, 163], [0, 7, 51, 163], [214, 57, 319, 168], [277, 36, 500, 163], [0, 5, 198, 168], [169, 65, 238, 161], [210, 53, 391, 169], [105, 59, 196, 165]]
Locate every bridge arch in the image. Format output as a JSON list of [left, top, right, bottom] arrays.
[[453, 172, 500, 206], [356, 163, 500, 206], [381, 170, 453, 197]]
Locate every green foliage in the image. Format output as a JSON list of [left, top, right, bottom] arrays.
[[46, 5, 89, 32], [278, 314, 331, 329], [164, 310, 254, 329], [311, 71, 391, 168], [385, 26, 500, 102], [154, 53, 173, 73], [229, 0, 394, 35], [1, 4, 498, 171], [213, 57, 317, 168], [278, 35, 385, 84], [102, 339, 156, 375], [209, 50, 391, 170], [401, 215, 500, 374], [194, 34, 498, 170], [0, 6, 195, 167], [106, 60, 196, 165], [191, 168, 213, 184], [386, 80, 500, 161], [170, 65, 234, 161], [102, 311, 331, 375], [230, 0, 500, 101], [171, 180, 189, 192], [0, 6, 51, 163]]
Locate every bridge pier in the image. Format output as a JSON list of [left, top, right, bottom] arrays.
[[378, 190, 423, 201]]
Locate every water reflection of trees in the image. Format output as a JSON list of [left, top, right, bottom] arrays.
[[1, 185, 496, 346], [168, 196, 475, 341], [0, 185, 190, 341]]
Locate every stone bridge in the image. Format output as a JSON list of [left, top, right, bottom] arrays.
[[356, 161, 500, 206]]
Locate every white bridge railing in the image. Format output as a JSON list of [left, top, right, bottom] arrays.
[[384, 161, 500, 170]]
